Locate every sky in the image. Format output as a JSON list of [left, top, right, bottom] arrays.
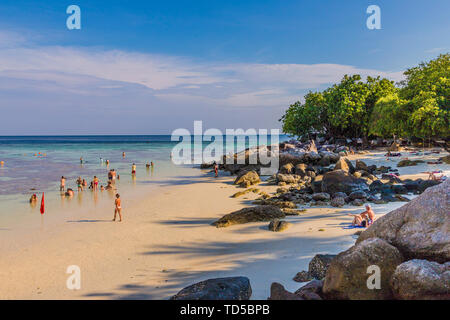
[[0, 0, 448, 135]]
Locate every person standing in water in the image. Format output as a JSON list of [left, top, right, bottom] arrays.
[[122, 152, 126, 158], [131, 163, 136, 175], [93, 176, 99, 191], [113, 193, 122, 222], [76, 177, 83, 191], [60, 176, 66, 191]]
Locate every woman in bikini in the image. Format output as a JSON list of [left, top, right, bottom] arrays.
[[93, 176, 99, 191], [113, 193, 122, 222]]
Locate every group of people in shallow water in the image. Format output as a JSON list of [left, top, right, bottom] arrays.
[[30, 155, 156, 222]]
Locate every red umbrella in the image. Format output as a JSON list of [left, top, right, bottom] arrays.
[[40, 192, 45, 214]]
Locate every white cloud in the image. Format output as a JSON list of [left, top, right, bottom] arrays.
[[0, 31, 406, 134]]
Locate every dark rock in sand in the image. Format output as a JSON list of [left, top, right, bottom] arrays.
[[294, 163, 308, 177], [276, 173, 304, 184], [357, 180, 450, 263], [171, 276, 252, 300], [323, 238, 404, 300], [268, 219, 292, 232], [397, 159, 424, 167], [308, 254, 337, 280], [253, 199, 297, 209], [321, 170, 369, 195], [332, 192, 347, 198], [390, 259, 450, 300], [212, 205, 285, 228]]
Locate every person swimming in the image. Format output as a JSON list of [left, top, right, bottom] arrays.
[[65, 188, 74, 197]]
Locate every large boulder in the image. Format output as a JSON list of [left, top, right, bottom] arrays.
[[171, 277, 252, 300], [312, 192, 331, 201], [212, 205, 285, 228], [321, 170, 369, 195], [233, 170, 261, 187], [390, 259, 450, 300], [308, 254, 337, 280], [357, 179, 450, 263], [323, 238, 404, 300]]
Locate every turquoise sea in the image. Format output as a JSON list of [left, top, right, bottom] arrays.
[[0, 135, 288, 231]]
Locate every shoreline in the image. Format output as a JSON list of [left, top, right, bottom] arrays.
[[0, 150, 448, 299]]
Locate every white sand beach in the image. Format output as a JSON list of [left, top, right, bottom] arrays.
[[0, 151, 448, 299]]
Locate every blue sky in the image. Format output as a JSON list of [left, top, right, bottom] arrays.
[[0, 0, 448, 134]]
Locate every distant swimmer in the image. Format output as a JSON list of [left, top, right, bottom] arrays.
[[113, 193, 122, 222], [106, 159, 110, 166], [29, 194, 38, 205], [111, 169, 117, 181], [65, 188, 74, 197], [122, 152, 126, 158], [151, 161, 154, 167], [132, 163, 136, 175], [82, 179, 88, 188], [146, 162, 150, 168], [60, 176, 66, 191], [0, 161, 4, 166], [80, 157, 84, 164], [105, 181, 115, 190]]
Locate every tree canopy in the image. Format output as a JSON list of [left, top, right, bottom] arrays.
[[280, 54, 450, 142]]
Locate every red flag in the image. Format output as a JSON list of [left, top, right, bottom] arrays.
[[40, 192, 45, 214]]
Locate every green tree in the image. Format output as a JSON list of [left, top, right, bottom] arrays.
[[369, 94, 408, 140]]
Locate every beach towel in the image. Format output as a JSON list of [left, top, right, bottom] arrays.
[[343, 224, 366, 229]]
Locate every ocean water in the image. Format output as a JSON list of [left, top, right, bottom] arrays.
[[0, 135, 288, 232]]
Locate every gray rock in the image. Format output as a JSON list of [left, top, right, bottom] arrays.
[[321, 170, 369, 195], [323, 238, 404, 300], [308, 254, 337, 280], [233, 170, 261, 188], [293, 271, 313, 282], [268, 282, 303, 300], [349, 190, 368, 200], [391, 259, 450, 300], [357, 179, 450, 263], [171, 277, 252, 300]]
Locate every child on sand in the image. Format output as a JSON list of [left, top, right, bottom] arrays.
[[113, 193, 122, 222]]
